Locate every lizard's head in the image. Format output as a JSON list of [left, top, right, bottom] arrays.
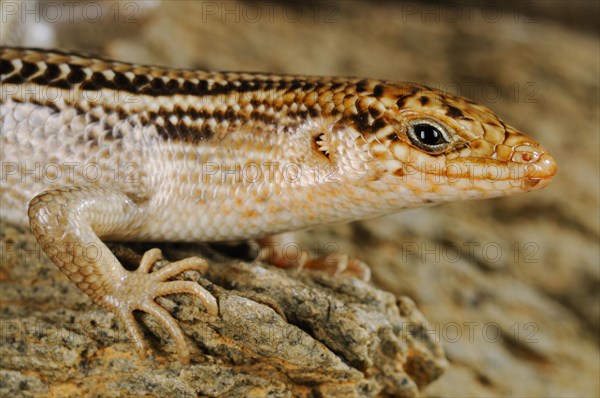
[[346, 82, 557, 204]]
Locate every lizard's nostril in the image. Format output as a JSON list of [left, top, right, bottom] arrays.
[[511, 144, 541, 164], [521, 152, 533, 162]]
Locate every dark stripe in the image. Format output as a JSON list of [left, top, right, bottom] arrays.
[[368, 104, 384, 119], [396, 95, 410, 108], [373, 84, 385, 98], [11, 94, 331, 148], [2, 57, 360, 103], [157, 120, 216, 144], [113, 71, 133, 90], [302, 81, 316, 91], [3, 74, 24, 84], [20, 61, 38, 78], [371, 117, 387, 132], [410, 86, 422, 95], [355, 79, 370, 93], [80, 80, 99, 91], [67, 66, 87, 84], [43, 63, 61, 80], [445, 105, 465, 119], [4, 62, 307, 98], [91, 71, 108, 85], [48, 79, 71, 89], [349, 113, 391, 136], [287, 80, 303, 91], [132, 74, 150, 87], [0, 59, 14, 75], [353, 112, 370, 131]]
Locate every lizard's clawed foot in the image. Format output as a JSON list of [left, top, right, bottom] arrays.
[[105, 248, 218, 363], [259, 235, 371, 282], [301, 254, 372, 281]]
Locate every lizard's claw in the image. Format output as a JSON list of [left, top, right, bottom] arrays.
[[107, 249, 218, 363], [302, 254, 372, 282]]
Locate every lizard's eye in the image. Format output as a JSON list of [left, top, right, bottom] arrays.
[[406, 120, 453, 153]]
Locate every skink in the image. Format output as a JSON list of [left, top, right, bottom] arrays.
[[0, 47, 557, 362]]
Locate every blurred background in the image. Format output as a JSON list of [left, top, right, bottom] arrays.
[[1, 0, 598, 396]]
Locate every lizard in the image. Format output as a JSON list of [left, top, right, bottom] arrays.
[[0, 47, 557, 363]]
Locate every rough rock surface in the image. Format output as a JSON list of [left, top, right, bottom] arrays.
[[1, 222, 445, 397], [1, 1, 599, 397]]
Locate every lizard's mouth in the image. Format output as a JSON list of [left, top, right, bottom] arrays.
[[437, 151, 557, 192], [387, 151, 557, 191]]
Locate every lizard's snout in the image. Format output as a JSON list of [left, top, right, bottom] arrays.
[[522, 153, 557, 189], [510, 143, 557, 190]]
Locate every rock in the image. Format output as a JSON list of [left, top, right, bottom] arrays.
[[0, 222, 446, 397]]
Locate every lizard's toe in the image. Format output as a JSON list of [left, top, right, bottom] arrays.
[[103, 250, 218, 362]]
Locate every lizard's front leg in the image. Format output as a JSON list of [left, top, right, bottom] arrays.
[[27, 186, 218, 363]]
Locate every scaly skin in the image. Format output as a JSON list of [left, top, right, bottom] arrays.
[[0, 47, 557, 362]]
